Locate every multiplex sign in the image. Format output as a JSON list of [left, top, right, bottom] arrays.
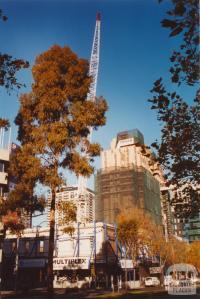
[[53, 257, 90, 270]]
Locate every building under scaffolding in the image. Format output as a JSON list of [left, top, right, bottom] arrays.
[[95, 129, 163, 225]]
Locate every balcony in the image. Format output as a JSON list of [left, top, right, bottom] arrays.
[[0, 149, 9, 161], [0, 171, 7, 185]]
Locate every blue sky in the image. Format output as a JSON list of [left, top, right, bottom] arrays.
[[0, 0, 192, 189]]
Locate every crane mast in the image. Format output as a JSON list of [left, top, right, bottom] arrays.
[[87, 12, 101, 104], [77, 13, 101, 199]]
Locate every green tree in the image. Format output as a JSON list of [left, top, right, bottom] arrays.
[[148, 0, 199, 218], [160, 0, 199, 86], [15, 45, 107, 296]]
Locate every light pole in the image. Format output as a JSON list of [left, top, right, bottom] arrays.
[[0, 224, 5, 299], [33, 220, 51, 288], [14, 233, 20, 291]]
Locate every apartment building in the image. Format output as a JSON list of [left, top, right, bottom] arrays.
[[0, 147, 9, 198], [47, 186, 95, 225]]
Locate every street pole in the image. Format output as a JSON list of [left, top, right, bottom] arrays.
[[125, 249, 127, 290], [14, 235, 20, 292], [0, 225, 6, 299], [0, 247, 2, 299]]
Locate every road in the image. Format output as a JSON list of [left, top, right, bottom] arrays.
[[1, 286, 200, 299]]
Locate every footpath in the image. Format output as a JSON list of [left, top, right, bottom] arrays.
[[1, 287, 200, 299]]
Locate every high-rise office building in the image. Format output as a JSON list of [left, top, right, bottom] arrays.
[[170, 187, 200, 239], [160, 187, 175, 238], [47, 186, 95, 225], [183, 212, 200, 243], [95, 129, 164, 225]]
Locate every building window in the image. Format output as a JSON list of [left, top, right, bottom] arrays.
[[12, 241, 16, 252], [0, 161, 4, 172], [25, 241, 30, 253], [39, 240, 44, 253]]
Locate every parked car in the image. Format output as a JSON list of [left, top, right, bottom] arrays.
[[144, 277, 160, 287], [190, 276, 200, 284]]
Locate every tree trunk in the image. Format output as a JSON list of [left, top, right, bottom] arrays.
[[47, 188, 56, 298]]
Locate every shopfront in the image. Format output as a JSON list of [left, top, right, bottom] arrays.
[[18, 258, 47, 289]]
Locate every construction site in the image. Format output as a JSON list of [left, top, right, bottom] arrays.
[[95, 129, 163, 226], [0, 10, 177, 293]]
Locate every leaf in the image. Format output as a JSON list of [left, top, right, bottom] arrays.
[[174, 3, 186, 16], [169, 26, 183, 37], [161, 19, 177, 29]]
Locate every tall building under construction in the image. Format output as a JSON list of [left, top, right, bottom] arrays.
[[95, 129, 164, 225]]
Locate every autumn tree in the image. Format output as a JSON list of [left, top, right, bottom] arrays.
[[117, 208, 195, 287], [0, 143, 46, 250], [117, 208, 168, 286], [7, 145, 45, 219], [117, 208, 193, 282], [117, 208, 164, 265], [0, 144, 46, 291], [188, 241, 200, 271], [15, 45, 107, 296], [148, 0, 199, 218]]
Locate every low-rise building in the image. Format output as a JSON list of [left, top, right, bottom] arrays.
[[2, 222, 120, 290]]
